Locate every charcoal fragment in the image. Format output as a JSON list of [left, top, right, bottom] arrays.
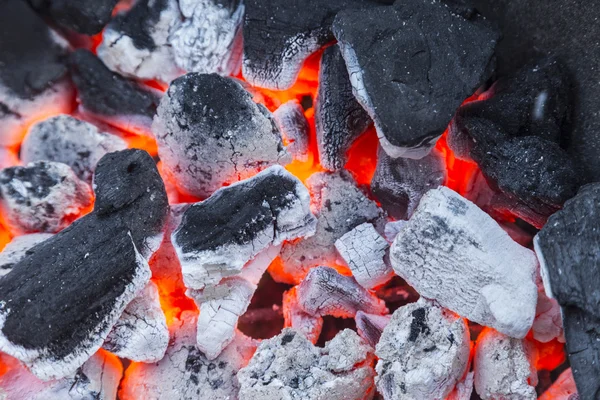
[[0, 233, 53, 278], [273, 101, 310, 162], [283, 287, 323, 344], [28, 0, 118, 34], [355, 311, 390, 348], [539, 368, 578, 400]]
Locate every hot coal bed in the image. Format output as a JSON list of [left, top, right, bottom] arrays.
[[0, 0, 596, 398]]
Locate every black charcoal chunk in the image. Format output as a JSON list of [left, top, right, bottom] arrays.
[[316, 44, 371, 171], [28, 0, 118, 35], [371, 146, 446, 220], [273, 101, 310, 162], [332, 0, 499, 159]]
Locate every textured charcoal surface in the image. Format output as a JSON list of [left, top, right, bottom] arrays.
[[448, 371, 475, 400], [153, 73, 291, 197], [355, 311, 390, 348], [315, 44, 371, 171], [21, 115, 127, 183], [283, 287, 323, 344], [172, 165, 316, 290], [539, 368, 577, 400], [390, 187, 538, 338], [375, 299, 470, 400], [238, 328, 375, 400], [372, 146, 446, 220], [0, 161, 93, 236], [28, 0, 118, 34], [273, 100, 311, 162], [0, 233, 53, 278]]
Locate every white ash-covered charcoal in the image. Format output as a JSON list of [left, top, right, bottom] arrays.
[[273, 100, 310, 162], [532, 286, 564, 343], [296, 266, 388, 318], [0, 233, 53, 278], [371, 146, 446, 220], [103, 281, 168, 363], [278, 171, 385, 284], [473, 328, 537, 400], [539, 369, 578, 400], [238, 328, 376, 400], [375, 299, 470, 400], [170, 0, 244, 76], [282, 287, 323, 344], [0, 350, 122, 400], [355, 311, 390, 348], [98, 0, 182, 83], [332, 0, 499, 159], [70, 50, 162, 137], [447, 371, 475, 400], [390, 186, 539, 339], [172, 165, 315, 290], [0, 161, 93, 236], [315, 44, 371, 171], [153, 73, 291, 198], [0, 149, 168, 380], [335, 222, 393, 290], [120, 311, 257, 400], [383, 220, 407, 243], [0, 0, 74, 147], [28, 0, 118, 35], [21, 115, 127, 183]]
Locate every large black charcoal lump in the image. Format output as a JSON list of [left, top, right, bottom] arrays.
[[332, 0, 499, 159], [28, 0, 118, 35]]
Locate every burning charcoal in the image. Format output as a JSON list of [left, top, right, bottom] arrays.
[[0, 161, 93, 236], [539, 369, 578, 400], [103, 282, 168, 363], [0, 350, 122, 399], [238, 328, 375, 400], [21, 115, 128, 183], [121, 311, 257, 399], [315, 44, 371, 170], [0, 149, 168, 379], [473, 328, 537, 400], [355, 311, 390, 348], [28, 0, 118, 34], [170, 0, 244, 75], [375, 299, 470, 400], [532, 287, 564, 343], [172, 165, 316, 290], [296, 266, 388, 318], [278, 171, 385, 284], [390, 187, 538, 338], [70, 50, 162, 137], [335, 222, 393, 290], [371, 147, 446, 220], [0, 149, 19, 170], [447, 372, 475, 400], [273, 100, 310, 162], [332, 1, 499, 159], [283, 287, 323, 344], [0, 0, 73, 147], [0, 233, 53, 278], [98, 0, 182, 82], [153, 73, 291, 198]]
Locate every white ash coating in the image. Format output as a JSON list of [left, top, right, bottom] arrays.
[[238, 328, 376, 400], [532, 286, 564, 343], [355, 311, 390, 348], [282, 287, 323, 344], [0, 233, 53, 278], [273, 100, 310, 162], [390, 186, 539, 338], [447, 371, 475, 400], [384, 220, 408, 243], [473, 329, 537, 400], [375, 299, 470, 400]]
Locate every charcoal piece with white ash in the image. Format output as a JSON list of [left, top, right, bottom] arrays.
[[473, 328, 537, 400], [390, 187, 539, 338], [103, 281, 168, 363], [375, 299, 470, 400], [0, 233, 53, 278], [273, 100, 310, 162], [332, 0, 499, 159], [315, 44, 371, 171], [153, 73, 291, 198], [238, 328, 375, 400], [0, 149, 168, 379], [355, 311, 390, 348], [70, 50, 162, 137], [97, 0, 182, 83], [172, 165, 316, 290], [0, 161, 93, 236], [21, 115, 128, 183], [371, 146, 446, 220], [283, 287, 323, 344], [170, 0, 244, 75], [532, 286, 564, 344], [278, 171, 385, 284], [539, 368, 578, 400], [296, 266, 388, 318], [28, 0, 118, 35]]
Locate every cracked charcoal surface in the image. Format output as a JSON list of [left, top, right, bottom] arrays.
[[316, 44, 371, 171], [283, 287, 323, 344], [355, 311, 390, 348], [172, 165, 316, 290], [121, 311, 257, 400], [332, 0, 499, 159], [98, 0, 182, 82], [0, 233, 53, 278], [238, 328, 375, 400], [372, 146, 446, 220], [103, 281, 168, 363], [28, 0, 118, 34], [170, 0, 244, 75], [0, 161, 93, 236], [473, 328, 537, 400], [376, 299, 470, 400], [0, 149, 168, 379], [273, 100, 311, 162], [277, 171, 385, 284], [390, 187, 538, 338], [153, 73, 291, 197], [296, 266, 388, 318], [21, 115, 128, 183]]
